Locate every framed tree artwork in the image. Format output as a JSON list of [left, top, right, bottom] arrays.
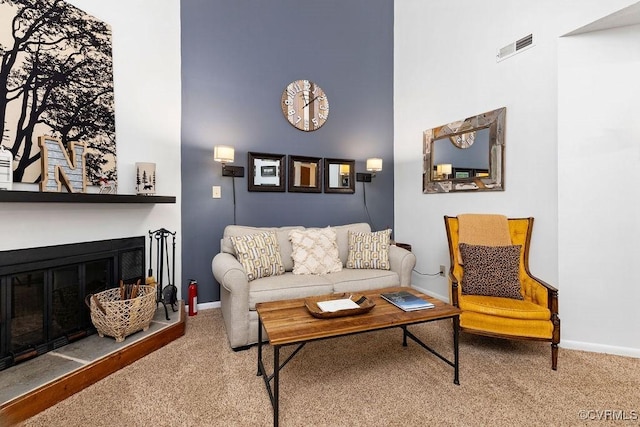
[[0, 0, 116, 188]]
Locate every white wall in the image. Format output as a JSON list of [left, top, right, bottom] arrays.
[[394, 0, 638, 356], [0, 0, 182, 295], [559, 21, 640, 356]]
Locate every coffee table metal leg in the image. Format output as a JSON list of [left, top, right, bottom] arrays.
[[453, 315, 460, 385], [402, 325, 408, 346], [273, 345, 280, 427], [257, 317, 263, 376]]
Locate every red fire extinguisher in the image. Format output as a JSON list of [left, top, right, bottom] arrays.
[[188, 279, 198, 316]]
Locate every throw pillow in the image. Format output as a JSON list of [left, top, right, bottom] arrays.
[[346, 229, 391, 270], [289, 227, 342, 275], [230, 231, 285, 281], [458, 243, 523, 300]]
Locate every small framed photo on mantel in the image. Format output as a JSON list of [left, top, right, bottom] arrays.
[[135, 162, 156, 195]]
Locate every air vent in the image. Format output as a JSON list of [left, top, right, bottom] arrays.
[[496, 33, 535, 62]]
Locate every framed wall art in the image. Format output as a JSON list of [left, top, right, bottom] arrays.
[[0, 0, 116, 187], [248, 152, 285, 192]]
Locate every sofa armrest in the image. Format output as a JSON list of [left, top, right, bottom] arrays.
[[212, 253, 248, 294], [389, 245, 417, 286], [212, 253, 252, 348]]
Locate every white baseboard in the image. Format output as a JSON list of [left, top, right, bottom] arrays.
[[560, 340, 640, 358], [187, 301, 220, 313], [411, 284, 449, 303], [409, 285, 639, 359]]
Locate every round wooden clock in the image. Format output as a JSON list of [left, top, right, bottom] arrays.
[[450, 131, 476, 149], [281, 79, 329, 131]]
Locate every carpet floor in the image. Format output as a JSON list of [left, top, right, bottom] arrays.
[[17, 309, 640, 427]]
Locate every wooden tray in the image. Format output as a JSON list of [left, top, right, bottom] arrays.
[[304, 293, 376, 319]]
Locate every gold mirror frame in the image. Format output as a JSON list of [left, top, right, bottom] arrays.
[[423, 107, 506, 194]]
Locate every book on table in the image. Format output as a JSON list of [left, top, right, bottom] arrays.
[[380, 290, 435, 311]]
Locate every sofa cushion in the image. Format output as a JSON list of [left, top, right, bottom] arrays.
[[230, 231, 285, 281], [328, 268, 399, 294], [458, 294, 550, 320], [248, 273, 334, 309], [222, 225, 303, 271], [346, 229, 391, 270], [459, 243, 523, 300], [289, 227, 343, 275]]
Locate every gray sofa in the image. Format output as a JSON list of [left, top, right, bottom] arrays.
[[212, 223, 416, 349]]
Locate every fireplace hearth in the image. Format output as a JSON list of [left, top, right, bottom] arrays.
[[0, 237, 145, 371]]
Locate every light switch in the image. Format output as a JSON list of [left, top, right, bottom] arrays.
[[212, 186, 221, 198]]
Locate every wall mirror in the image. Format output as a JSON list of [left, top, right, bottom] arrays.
[[423, 107, 506, 193], [324, 158, 355, 194], [248, 152, 285, 192], [288, 155, 321, 193]]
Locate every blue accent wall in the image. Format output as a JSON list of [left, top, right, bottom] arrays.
[[180, 0, 394, 303]]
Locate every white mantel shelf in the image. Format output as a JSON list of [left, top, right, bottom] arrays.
[[0, 190, 176, 204]]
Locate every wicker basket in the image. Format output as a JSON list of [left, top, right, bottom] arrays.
[[87, 284, 157, 342]]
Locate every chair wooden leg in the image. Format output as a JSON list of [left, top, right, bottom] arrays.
[[551, 314, 560, 370]]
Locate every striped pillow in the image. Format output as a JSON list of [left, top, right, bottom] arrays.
[[346, 229, 391, 270], [230, 231, 285, 281]]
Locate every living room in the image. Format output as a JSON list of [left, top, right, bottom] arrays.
[[1, 0, 639, 424]]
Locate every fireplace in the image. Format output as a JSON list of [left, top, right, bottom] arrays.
[[0, 237, 145, 371]]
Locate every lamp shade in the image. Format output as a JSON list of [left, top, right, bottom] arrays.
[[436, 163, 452, 175], [366, 158, 383, 172], [214, 145, 235, 163]]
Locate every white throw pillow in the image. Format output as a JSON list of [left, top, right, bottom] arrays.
[[289, 227, 343, 275]]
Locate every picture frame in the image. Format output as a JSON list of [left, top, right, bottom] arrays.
[[248, 152, 285, 192], [288, 155, 322, 193], [423, 107, 506, 193], [324, 158, 355, 194]]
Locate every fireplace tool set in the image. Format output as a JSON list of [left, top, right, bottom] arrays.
[[148, 228, 177, 320]]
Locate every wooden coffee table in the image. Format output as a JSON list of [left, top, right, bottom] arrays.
[[256, 286, 461, 426]]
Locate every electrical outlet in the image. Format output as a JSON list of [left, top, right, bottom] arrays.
[[212, 186, 221, 198], [439, 265, 446, 277]]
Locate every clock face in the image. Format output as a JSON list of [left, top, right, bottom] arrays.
[[281, 80, 329, 131]]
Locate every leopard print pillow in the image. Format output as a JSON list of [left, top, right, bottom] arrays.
[[459, 243, 523, 300]]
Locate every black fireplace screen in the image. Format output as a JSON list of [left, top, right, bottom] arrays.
[[0, 237, 145, 371]]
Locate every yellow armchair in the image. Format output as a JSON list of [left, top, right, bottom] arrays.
[[444, 216, 560, 370]]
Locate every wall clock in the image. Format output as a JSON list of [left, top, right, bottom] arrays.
[[281, 79, 329, 131], [449, 131, 476, 149]]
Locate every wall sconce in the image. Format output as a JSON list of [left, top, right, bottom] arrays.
[[356, 157, 383, 182], [214, 145, 244, 177], [436, 163, 452, 179], [356, 157, 383, 230], [214, 145, 245, 225]]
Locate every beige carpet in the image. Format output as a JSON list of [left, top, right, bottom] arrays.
[[18, 309, 640, 427]]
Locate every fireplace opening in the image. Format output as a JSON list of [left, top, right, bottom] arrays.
[[0, 237, 145, 371]]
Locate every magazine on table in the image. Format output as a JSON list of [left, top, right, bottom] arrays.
[[380, 290, 435, 311]]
